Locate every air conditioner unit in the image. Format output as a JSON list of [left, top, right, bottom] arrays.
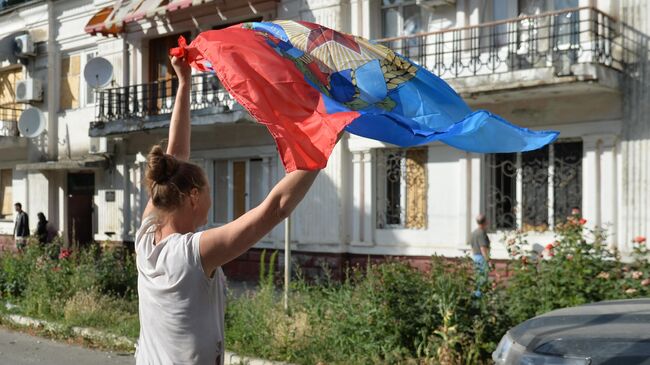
[[15, 79, 43, 103], [14, 34, 35, 57], [90, 137, 114, 154], [416, 0, 455, 8]]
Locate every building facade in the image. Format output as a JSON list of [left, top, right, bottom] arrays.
[[0, 0, 648, 279]]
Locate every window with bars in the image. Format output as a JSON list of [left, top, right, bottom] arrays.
[[376, 148, 427, 229], [483, 140, 582, 232]]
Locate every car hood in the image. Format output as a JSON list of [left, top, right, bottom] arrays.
[[509, 298, 650, 363]]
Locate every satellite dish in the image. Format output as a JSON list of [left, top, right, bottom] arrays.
[[83, 57, 113, 89], [18, 107, 45, 138]]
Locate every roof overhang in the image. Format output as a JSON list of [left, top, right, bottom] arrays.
[[15, 155, 109, 171]]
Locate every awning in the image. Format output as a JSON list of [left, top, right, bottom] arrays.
[[15, 155, 109, 171], [85, 0, 214, 36]]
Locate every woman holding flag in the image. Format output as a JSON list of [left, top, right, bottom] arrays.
[[134, 19, 558, 365], [134, 54, 322, 365]]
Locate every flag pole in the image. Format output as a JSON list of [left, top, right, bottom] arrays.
[[283, 214, 291, 312]]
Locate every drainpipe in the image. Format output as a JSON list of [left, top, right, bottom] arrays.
[[46, 0, 58, 160]]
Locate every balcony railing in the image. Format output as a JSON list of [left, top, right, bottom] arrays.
[[0, 0, 32, 13], [375, 7, 650, 80], [94, 72, 237, 125], [0, 106, 21, 137]]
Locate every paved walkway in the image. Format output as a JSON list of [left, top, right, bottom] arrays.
[[0, 327, 134, 365]]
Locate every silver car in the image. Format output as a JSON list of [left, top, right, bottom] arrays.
[[492, 298, 650, 365]]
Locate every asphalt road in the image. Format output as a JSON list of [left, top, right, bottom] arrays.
[[0, 328, 135, 365]]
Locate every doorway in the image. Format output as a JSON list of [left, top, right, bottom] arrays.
[[67, 172, 94, 245]]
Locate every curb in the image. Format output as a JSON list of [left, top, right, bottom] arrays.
[[1, 313, 294, 365]]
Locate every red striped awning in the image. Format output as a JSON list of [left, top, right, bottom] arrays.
[[85, 0, 214, 36]]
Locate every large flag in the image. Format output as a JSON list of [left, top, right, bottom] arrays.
[[171, 21, 558, 172]]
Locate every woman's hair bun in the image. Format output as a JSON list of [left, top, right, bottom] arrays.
[[144, 142, 207, 212], [146, 144, 179, 185]]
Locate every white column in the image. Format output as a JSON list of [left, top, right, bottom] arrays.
[[360, 0, 376, 38], [468, 0, 481, 26], [122, 160, 131, 240], [458, 152, 471, 247], [362, 150, 374, 245], [470, 154, 481, 222], [261, 155, 274, 241], [58, 174, 67, 244], [456, 0, 467, 28], [515, 153, 523, 228], [351, 151, 363, 244], [205, 159, 215, 226], [582, 135, 601, 227], [350, 0, 360, 36], [599, 135, 618, 246], [46, 0, 59, 160]]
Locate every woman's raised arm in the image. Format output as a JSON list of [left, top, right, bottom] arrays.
[[199, 169, 319, 273], [142, 55, 192, 221]]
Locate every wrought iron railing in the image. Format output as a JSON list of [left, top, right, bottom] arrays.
[[0, 106, 21, 137], [93, 8, 650, 126], [375, 7, 650, 79], [0, 0, 31, 12], [94, 72, 237, 124]]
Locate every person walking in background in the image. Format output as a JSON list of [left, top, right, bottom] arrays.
[[36, 212, 49, 245], [470, 214, 491, 268], [469, 213, 490, 296], [13, 203, 29, 251]]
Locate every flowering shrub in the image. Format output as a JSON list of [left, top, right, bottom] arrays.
[[0, 224, 647, 364], [0, 238, 138, 339], [503, 219, 649, 325]]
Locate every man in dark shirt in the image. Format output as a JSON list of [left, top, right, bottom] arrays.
[[470, 213, 490, 265], [469, 214, 490, 296], [13, 202, 29, 251]]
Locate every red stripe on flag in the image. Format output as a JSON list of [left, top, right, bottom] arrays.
[[185, 26, 359, 171]]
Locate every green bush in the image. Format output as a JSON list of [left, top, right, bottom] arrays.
[[503, 219, 649, 325], [226, 220, 649, 365], [0, 239, 139, 339], [0, 219, 647, 364], [226, 256, 501, 365]]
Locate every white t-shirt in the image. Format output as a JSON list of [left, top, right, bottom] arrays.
[[135, 215, 226, 365]]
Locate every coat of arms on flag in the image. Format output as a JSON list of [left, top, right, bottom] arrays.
[[171, 21, 559, 172]]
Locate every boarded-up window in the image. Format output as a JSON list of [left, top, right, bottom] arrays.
[[60, 55, 80, 110], [0, 67, 23, 115], [213, 160, 229, 223], [377, 148, 428, 229], [0, 169, 13, 219], [405, 149, 427, 229]]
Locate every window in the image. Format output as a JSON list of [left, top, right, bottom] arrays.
[[484, 140, 582, 232], [0, 67, 24, 126], [0, 169, 13, 219], [213, 158, 267, 224], [60, 49, 99, 111], [381, 0, 423, 59], [376, 148, 427, 229], [82, 50, 99, 106]]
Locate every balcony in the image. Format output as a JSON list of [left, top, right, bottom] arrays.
[[0, 106, 20, 137], [0, 106, 26, 149], [90, 72, 252, 137], [375, 7, 650, 98], [0, 0, 35, 14]]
